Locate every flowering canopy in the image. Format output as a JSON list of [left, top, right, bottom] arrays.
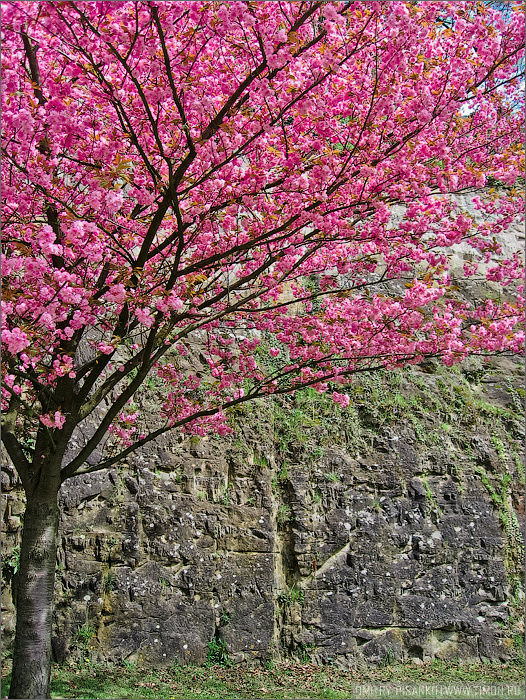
[[1, 0, 524, 485]]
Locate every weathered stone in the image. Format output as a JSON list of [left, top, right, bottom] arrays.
[[1, 356, 524, 667]]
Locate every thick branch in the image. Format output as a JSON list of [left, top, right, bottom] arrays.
[[1, 431, 33, 493]]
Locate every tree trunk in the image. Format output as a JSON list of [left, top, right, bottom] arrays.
[[9, 486, 60, 699]]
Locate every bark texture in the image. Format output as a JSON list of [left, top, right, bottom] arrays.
[[9, 489, 59, 699]]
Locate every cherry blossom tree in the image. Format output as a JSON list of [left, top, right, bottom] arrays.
[[1, 1, 524, 697]]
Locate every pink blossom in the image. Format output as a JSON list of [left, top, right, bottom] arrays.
[[40, 411, 66, 430], [2, 327, 29, 355], [135, 308, 155, 328], [0, 0, 522, 483], [332, 392, 350, 409], [105, 284, 127, 304], [97, 342, 115, 355], [105, 190, 123, 214]]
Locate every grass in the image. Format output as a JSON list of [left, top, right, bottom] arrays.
[[277, 585, 305, 606], [1, 659, 524, 699], [206, 638, 230, 667], [74, 624, 96, 647]]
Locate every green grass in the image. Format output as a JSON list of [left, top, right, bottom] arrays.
[[206, 638, 230, 667], [2, 659, 524, 699], [277, 584, 305, 606]]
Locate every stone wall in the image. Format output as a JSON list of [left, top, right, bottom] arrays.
[[2, 356, 524, 667], [2, 192, 524, 665]]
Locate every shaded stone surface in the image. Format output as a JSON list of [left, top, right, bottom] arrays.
[[1, 355, 524, 668]]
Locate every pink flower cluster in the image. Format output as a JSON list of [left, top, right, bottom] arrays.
[[40, 411, 66, 430], [0, 1, 523, 451]]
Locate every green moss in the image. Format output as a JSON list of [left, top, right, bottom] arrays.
[[421, 477, 440, 513], [253, 453, 270, 468], [512, 450, 525, 483], [276, 503, 292, 525], [278, 463, 289, 480], [229, 361, 523, 477], [269, 387, 365, 461], [312, 488, 323, 504], [101, 569, 117, 594], [491, 433, 507, 460], [225, 360, 525, 621], [476, 464, 525, 608]]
